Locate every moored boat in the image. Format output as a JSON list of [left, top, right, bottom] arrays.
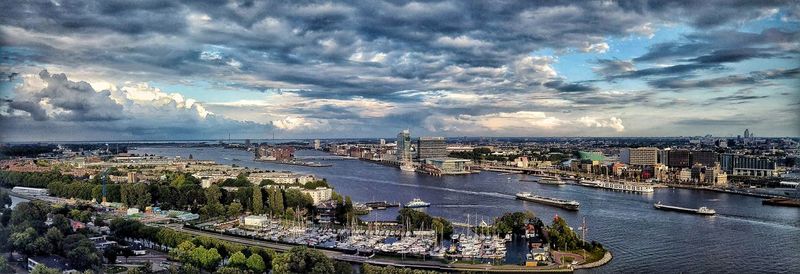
[[537, 177, 565, 185]]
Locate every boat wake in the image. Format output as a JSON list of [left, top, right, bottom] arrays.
[[715, 213, 800, 230], [434, 204, 498, 208]]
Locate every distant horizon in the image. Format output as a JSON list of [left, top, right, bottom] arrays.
[[3, 135, 799, 145]]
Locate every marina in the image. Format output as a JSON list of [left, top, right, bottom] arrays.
[[200, 216, 510, 262]]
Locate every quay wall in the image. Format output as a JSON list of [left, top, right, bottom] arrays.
[[574, 251, 612, 269]]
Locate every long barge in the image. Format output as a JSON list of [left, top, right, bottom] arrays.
[[762, 197, 800, 208], [515, 192, 580, 210], [364, 201, 400, 210], [653, 202, 716, 215]]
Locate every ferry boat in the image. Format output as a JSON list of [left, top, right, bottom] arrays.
[[654, 202, 716, 215], [405, 198, 431, 208], [515, 192, 580, 211], [400, 162, 415, 172], [537, 177, 565, 185]]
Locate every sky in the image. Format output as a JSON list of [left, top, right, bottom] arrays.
[[0, 0, 798, 141]]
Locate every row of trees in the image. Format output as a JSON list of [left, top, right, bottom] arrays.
[[0, 170, 73, 188]]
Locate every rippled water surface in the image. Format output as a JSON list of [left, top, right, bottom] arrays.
[[132, 147, 800, 273]]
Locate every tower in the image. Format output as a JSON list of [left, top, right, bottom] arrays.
[[396, 129, 412, 163]]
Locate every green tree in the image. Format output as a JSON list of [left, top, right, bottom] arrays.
[[548, 216, 580, 251], [227, 202, 243, 218], [169, 241, 196, 263], [103, 246, 119, 264], [252, 188, 263, 214], [30, 264, 61, 274], [0, 256, 11, 273], [200, 248, 222, 270], [268, 188, 284, 216], [45, 227, 64, 253], [10, 227, 37, 256], [246, 253, 266, 273], [0, 189, 11, 208], [121, 183, 151, 209], [228, 251, 247, 269], [334, 261, 352, 274], [283, 189, 312, 211], [10, 201, 49, 233], [272, 247, 333, 274], [31, 236, 52, 255], [63, 234, 101, 270], [201, 185, 225, 218], [494, 211, 536, 236]]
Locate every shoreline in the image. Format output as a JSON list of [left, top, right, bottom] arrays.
[[665, 184, 781, 199], [574, 251, 613, 270]]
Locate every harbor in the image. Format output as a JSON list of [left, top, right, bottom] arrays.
[[131, 146, 800, 273]]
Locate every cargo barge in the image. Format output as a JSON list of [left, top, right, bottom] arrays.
[[515, 192, 580, 210], [654, 202, 716, 215]]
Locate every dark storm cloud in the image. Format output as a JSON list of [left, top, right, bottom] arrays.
[[649, 67, 800, 89], [675, 118, 761, 126], [9, 70, 125, 121], [606, 28, 800, 82], [688, 48, 777, 64], [0, 0, 187, 35], [1, 0, 793, 101], [0, 0, 798, 139], [611, 63, 719, 80], [544, 80, 597, 93]]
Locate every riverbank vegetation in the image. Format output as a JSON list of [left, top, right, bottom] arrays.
[[0, 170, 357, 222], [547, 216, 606, 264]]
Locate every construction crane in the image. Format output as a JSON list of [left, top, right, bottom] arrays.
[[100, 168, 112, 204]]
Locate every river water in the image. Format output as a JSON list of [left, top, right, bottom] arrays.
[[131, 146, 800, 273]]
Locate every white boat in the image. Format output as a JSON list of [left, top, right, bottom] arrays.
[[405, 198, 431, 208], [400, 162, 415, 172]]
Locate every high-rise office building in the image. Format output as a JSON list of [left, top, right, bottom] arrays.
[[417, 136, 447, 160], [668, 149, 691, 168], [620, 147, 658, 166], [396, 129, 412, 163], [690, 150, 717, 167], [744, 128, 750, 138], [720, 153, 777, 177]]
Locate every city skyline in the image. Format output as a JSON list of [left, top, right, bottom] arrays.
[[1, 1, 799, 141]]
